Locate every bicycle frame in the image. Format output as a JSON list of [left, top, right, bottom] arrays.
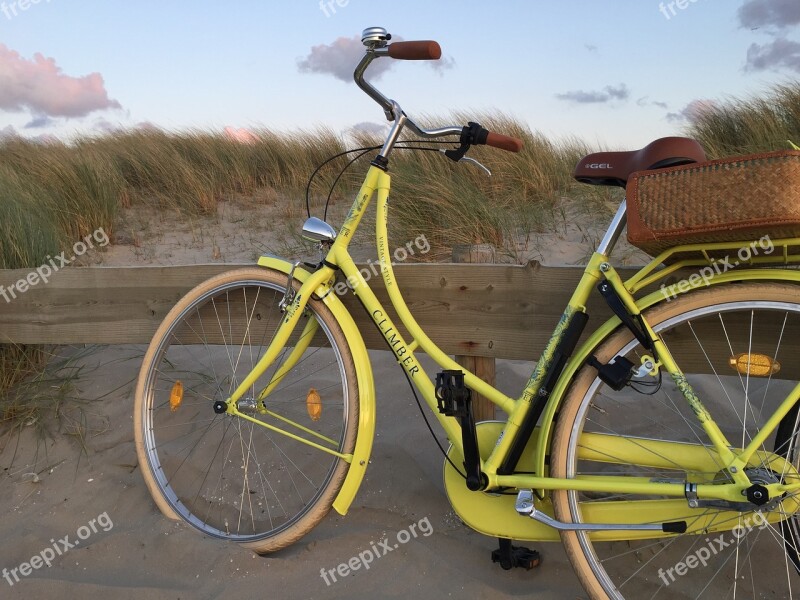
[[217, 160, 800, 531]]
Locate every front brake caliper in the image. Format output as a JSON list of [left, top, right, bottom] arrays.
[[279, 261, 302, 312]]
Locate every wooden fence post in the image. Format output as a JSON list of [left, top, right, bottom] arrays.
[[452, 244, 497, 422]]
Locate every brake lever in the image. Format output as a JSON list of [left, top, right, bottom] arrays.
[[439, 150, 492, 176], [459, 156, 492, 177]]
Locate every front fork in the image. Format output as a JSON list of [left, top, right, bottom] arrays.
[[209, 265, 353, 462], [255, 317, 319, 407], [223, 264, 333, 407]]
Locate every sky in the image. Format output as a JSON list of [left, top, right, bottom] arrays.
[[0, 0, 798, 148]]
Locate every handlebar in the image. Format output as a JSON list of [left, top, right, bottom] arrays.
[[485, 132, 524, 153], [355, 27, 524, 157], [387, 41, 442, 61]]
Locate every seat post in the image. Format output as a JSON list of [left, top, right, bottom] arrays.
[[597, 199, 628, 257]]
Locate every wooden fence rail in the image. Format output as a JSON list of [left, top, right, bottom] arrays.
[[0, 262, 634, 360]]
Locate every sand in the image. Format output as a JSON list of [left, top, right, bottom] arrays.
[[0, 346, 586, 599], [92, 195, 648, 269]]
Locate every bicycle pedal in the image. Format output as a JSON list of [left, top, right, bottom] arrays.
[[435, 370, 471, 417], [491, 538, 541, 571], [515, 550, 541, 570], [436, 370, 487, 490]]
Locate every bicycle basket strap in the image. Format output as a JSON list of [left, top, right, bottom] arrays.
[[626, 150, 800, 258]]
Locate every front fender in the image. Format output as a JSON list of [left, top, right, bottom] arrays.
[[534, 268, 800, 485], [257, 255, 375, 515]]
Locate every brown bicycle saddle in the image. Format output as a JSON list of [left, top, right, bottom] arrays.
[[573, 137, 707, 187]]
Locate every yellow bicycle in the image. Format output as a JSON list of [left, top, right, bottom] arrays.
[[134, 27, 800, 599]]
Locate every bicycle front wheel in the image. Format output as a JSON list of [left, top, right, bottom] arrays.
[[551, 282, 800, 599], [134, 267, 359, 554]]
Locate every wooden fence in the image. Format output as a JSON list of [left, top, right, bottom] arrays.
[[4, 261, 794, 419], [0, 262, 630, 359]]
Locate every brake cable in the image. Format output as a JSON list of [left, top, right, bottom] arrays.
[[305, 145, 382, 218], [304, 140, 467, 221]]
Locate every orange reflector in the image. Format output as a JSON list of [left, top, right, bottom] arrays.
[[306, 388, 322, 421], [729, 353, 780, 377], [170, 381, 184, 412]]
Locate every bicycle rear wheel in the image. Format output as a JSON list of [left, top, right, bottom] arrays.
[[134, 267, 358, 554], [551, 282, 800, 599]]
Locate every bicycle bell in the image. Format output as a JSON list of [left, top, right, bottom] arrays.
[[361, 27, 391, 48]]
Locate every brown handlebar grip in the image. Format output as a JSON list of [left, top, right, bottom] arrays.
[[485, 132, 524, 153], [387, 41, 442, 60]]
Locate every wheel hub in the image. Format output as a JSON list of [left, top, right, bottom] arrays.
[[236, 397, 258, 413], [744, 467, 781, 510]]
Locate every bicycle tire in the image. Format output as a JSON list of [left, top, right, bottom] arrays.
[[134, 267, 359, 554], [551, 282, 800, 599]]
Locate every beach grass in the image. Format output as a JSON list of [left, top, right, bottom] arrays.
[[1, 81, 798, 420], [686, 83, 800, 157]]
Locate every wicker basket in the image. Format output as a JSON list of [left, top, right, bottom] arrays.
[[626, 150, 800, 257]]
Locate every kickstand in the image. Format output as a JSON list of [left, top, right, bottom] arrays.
[[491, 538, 541, 570]]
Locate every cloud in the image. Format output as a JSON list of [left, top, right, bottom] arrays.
[[90, 119, 157, 136], [637, 96, 669, 109], [556, 83, 630, 104], [224, 126, 258, 145], [0, 44, 121, 118], [31, 133, 60, 144], [0, 125, 17, 140], [738, 0, 800, 30], [298, 36, 392, 82], [430, 55, 456, 75], [135, 120, 159, 132], [298, 36, 453, 83], [666, 99, 717, 124], [745, 37, 800, 73], [350, 121, 388, 136], [93, 118, 120, 134], [738, 1, 800, 74], [24, 114, 54, 129], [606, 85, 630, 100], [585, 44, 598, 53]]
